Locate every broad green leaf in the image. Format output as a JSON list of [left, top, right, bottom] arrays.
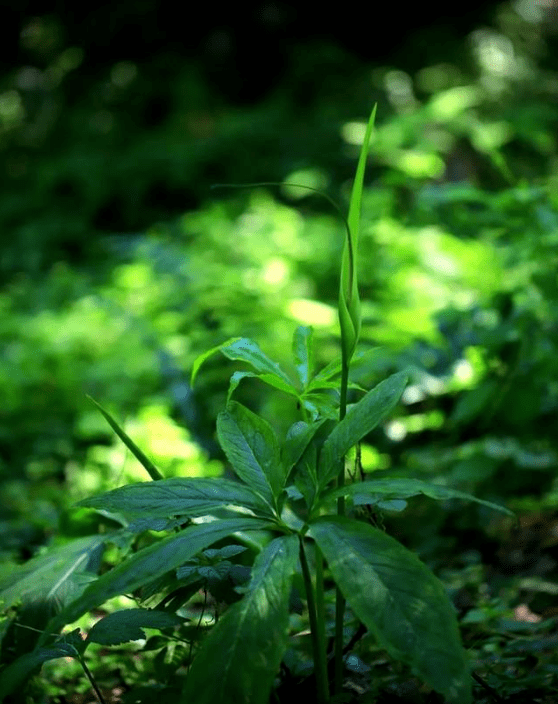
[[0, 535, 105, 611], [85, 608, 182, 647], [292, 326, 314, 389], [301, 392, 339, 420], [220, 338, 292, 385], [0, 642, 76, 700], [319, 372, 407, 485], [78, 477, 275, 520], [282, 419, 326, 481], [87, 396, 164, 481], [338, 104, 376, 363], [308, 517, 472, 704], [226, 370, 300, 405], [191, 338, 294, 391], [41, 517, 270, 642], [182, 534, 298, 704], [190, 337, 241, 387], [217, 401, 282, 503], [293, 440, 320, 510], [319, 478, 514, 517]]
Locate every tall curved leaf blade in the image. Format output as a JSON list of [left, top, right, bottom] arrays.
[[87, 396, 164, 481], [78, 477, 275, 520], [182, 534, 299, 704], [338, 104, 376, 362], [308, 516, 471, 704], [217, 401, 282, 503], [41, 517, 270, 642]]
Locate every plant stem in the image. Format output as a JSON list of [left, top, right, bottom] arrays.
[[315, 544, 327, 661], [76, 653, 108, 704], [333, 359, 350, 693], [299, 536, 329, 704]]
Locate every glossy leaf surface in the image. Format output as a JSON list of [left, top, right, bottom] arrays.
[[319, 371, 407, 485], [78, 476, 275, 520], [320, 477, 514, 516], [217, 401, 283, 503], [220, 338, 292, 384], [308, 516, 472, 704]]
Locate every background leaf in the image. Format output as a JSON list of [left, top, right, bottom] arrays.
[[309, 516, 472, 704], [293, 441, 320, 510], [320, 478, 514, 516], [85, 608, 182, 647]]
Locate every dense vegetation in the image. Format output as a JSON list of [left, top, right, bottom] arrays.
[[1, 2, 558, 702]]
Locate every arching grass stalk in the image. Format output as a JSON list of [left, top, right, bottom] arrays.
[[334, 104, 377, 693]]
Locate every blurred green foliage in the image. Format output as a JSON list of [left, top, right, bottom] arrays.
[[1, 1, 558, 547], [1, 3, 558, 699]]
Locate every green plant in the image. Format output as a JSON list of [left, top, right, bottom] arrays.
[[0, 106, 513, 704]]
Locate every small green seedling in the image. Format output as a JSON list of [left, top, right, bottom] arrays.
[[0, 106, 513, 704]]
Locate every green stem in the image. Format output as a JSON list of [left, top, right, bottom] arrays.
[[76, 653, 108, 704], [333, 359, 350, 693], [315, 544, 327, 663], [299, 536, 329, 704]]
